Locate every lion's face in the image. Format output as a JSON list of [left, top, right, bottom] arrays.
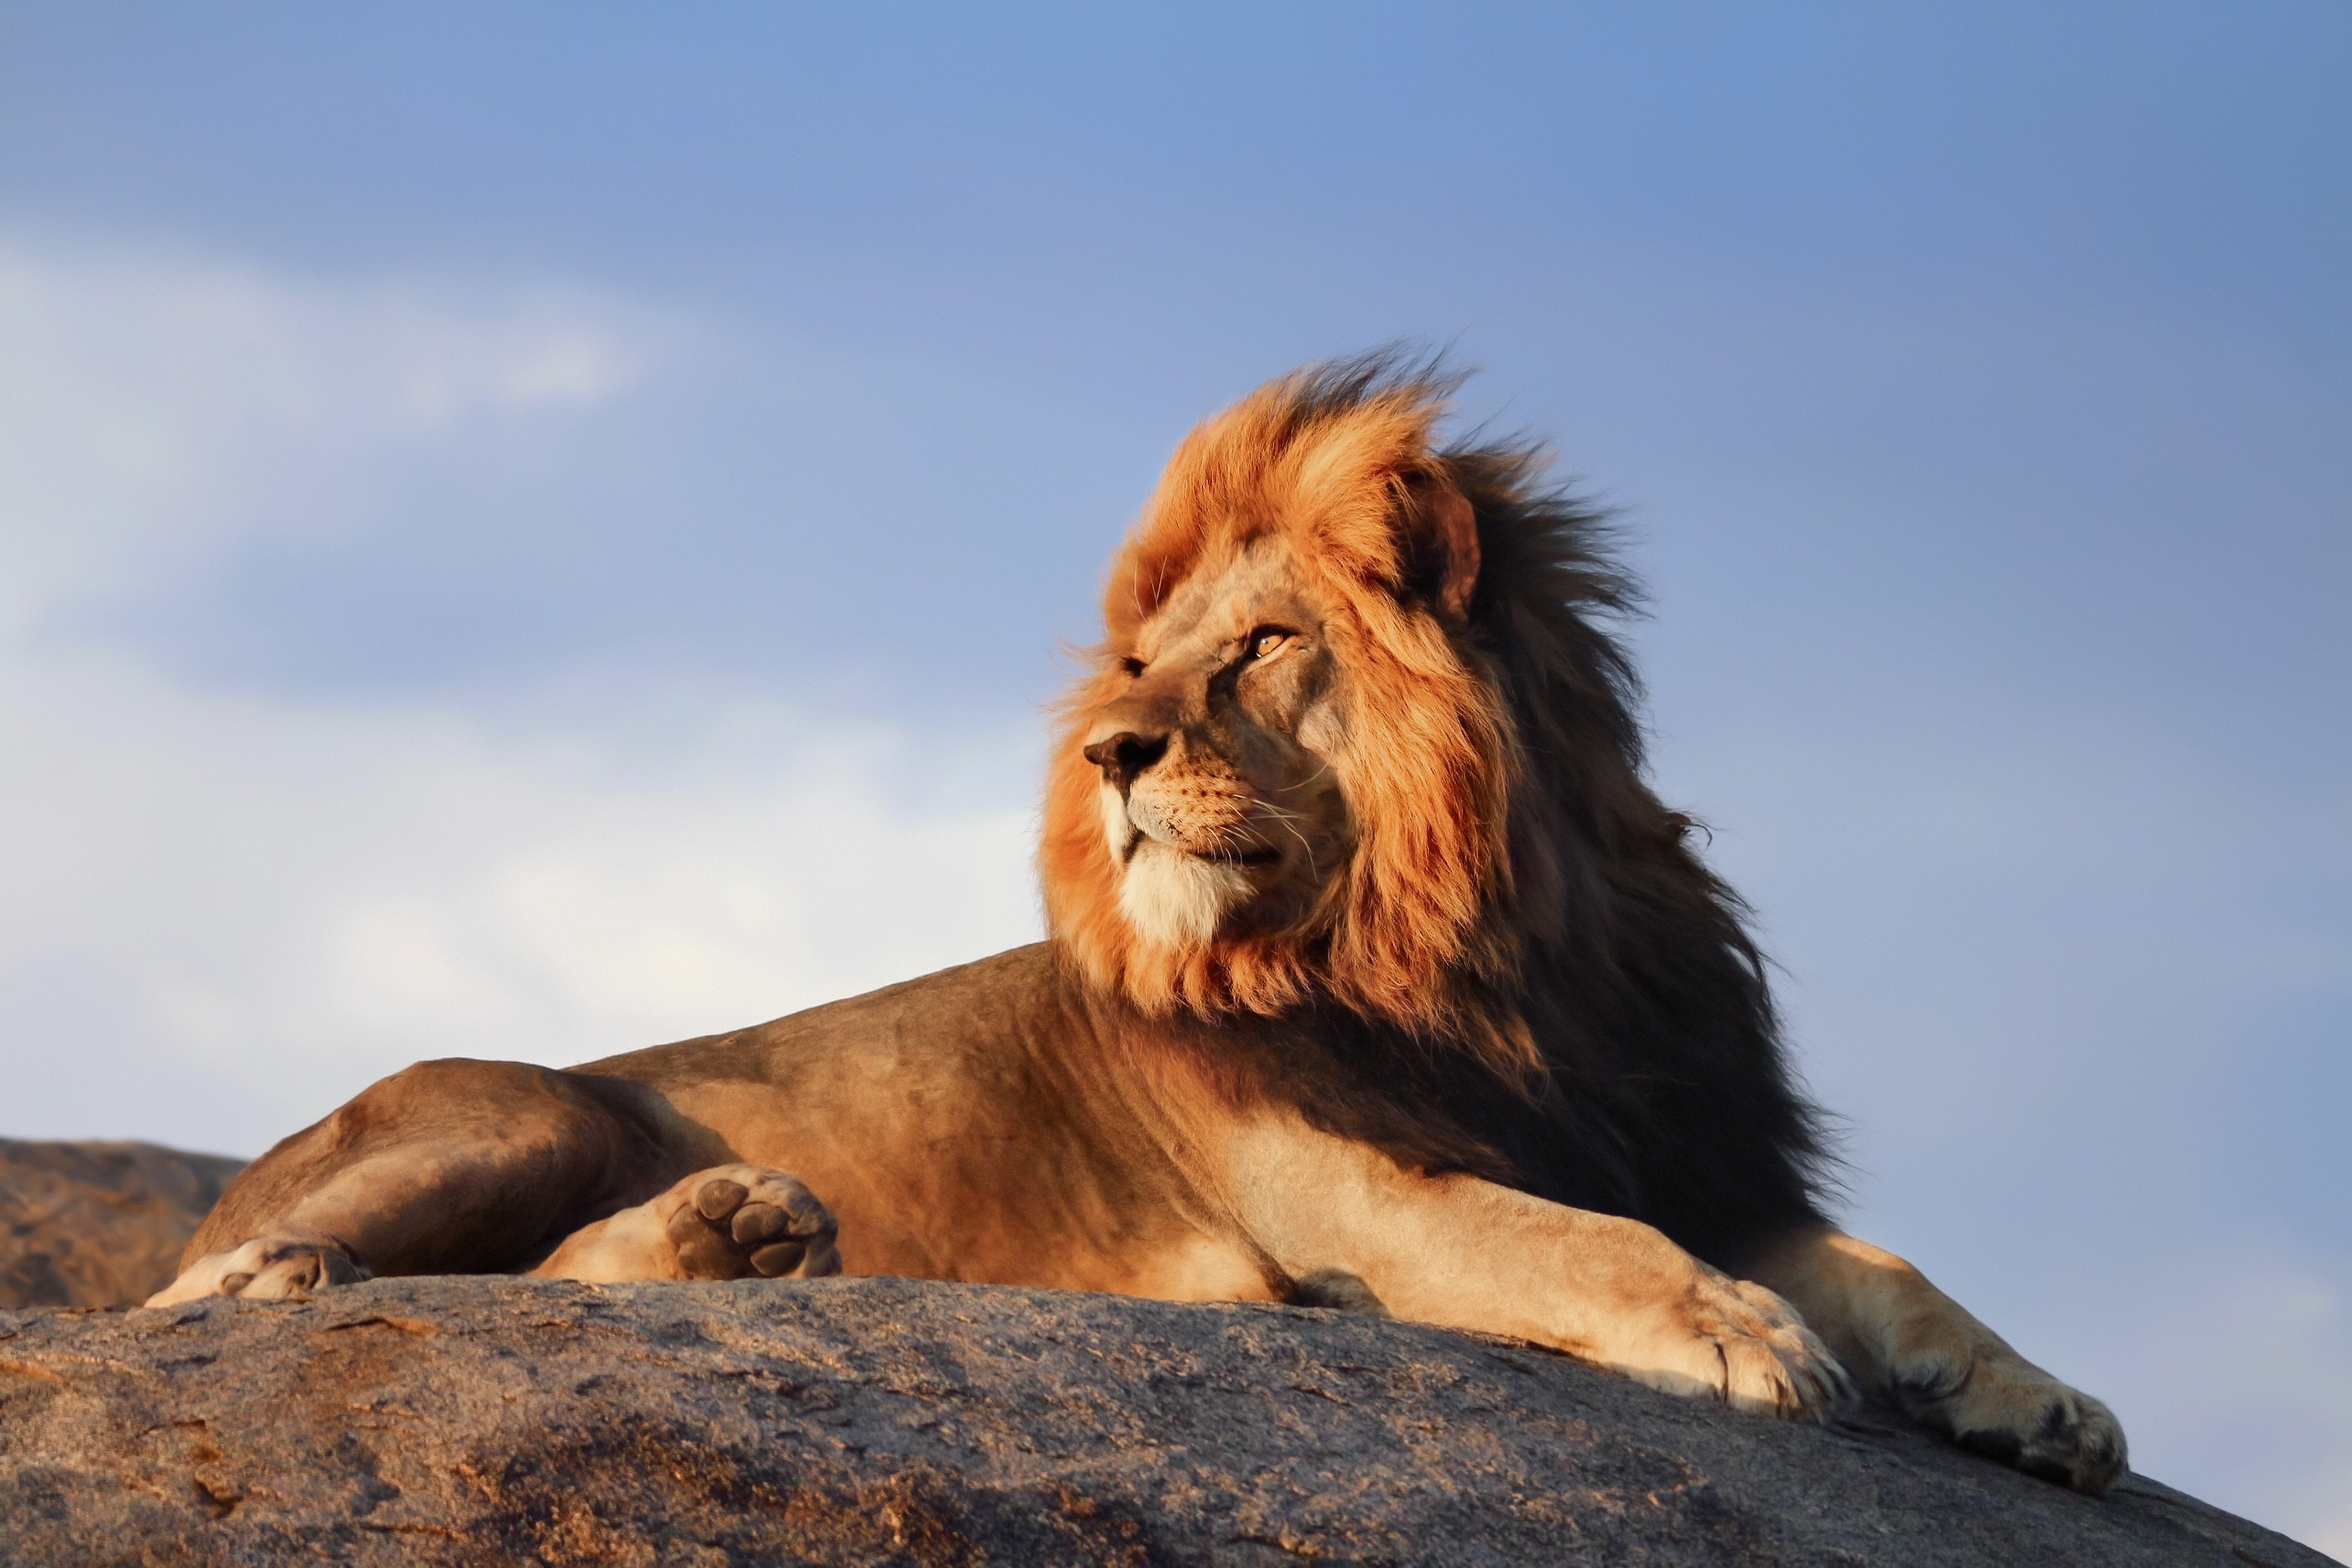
[[1080, 535, 1352, 949], [1042, 365, 1514, 1029]]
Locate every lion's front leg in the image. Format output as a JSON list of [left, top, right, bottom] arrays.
[[532, 1164, 842, 1284], [1223, 1116, 1853, 1423], [1748, 1227, 2127, 1493]]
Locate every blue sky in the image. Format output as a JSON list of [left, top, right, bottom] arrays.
[[1, 2, 2345, 1548]]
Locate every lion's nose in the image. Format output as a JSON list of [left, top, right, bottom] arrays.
[[1082, 731, 1169, 791]]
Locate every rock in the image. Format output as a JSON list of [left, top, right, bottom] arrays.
[[0, 1138, 247, 1310], [0, 1276, 2328, 1566]]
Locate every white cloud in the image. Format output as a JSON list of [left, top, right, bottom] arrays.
[[0, 653, 1040, 1150], [0, 239, 662, 629], [0, 237, 1040, 1152]]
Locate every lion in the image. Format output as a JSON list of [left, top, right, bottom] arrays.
[[150, 354, 2126, 1492]]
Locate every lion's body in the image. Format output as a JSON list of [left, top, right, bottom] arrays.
[[158, 357, 2127, 1493], [576, 946, 1267, 1299], [188, 938, 1792, 1307]]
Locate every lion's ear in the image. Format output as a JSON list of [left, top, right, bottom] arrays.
[[1403, 472, 1481, 622]]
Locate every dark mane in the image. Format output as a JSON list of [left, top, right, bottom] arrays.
[[1456, 426, 1832, 1262], [1288, 356, 1834, 1264]]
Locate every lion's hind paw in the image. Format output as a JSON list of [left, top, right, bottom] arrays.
[[1948, 1379, 2128, 1494], [144, 1237, 369, 1307], [662, 1165, 841, 1281], [1897, 1348, 2129, 1494]]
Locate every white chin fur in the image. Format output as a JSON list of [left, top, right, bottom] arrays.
[[1117, 840, 1253, 948]]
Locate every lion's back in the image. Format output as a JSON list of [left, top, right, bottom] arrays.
[[573, 942, 1076, 1096]]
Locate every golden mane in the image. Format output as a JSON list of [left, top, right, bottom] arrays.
[[1045, 359, 1564, 1069]]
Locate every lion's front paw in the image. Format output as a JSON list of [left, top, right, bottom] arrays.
[[1706, 1274, 1856, 1423], [1616, 1267, 1855, 1423], [144, 1237, 369, 1307], [1895, 1345, 2128, 1494], [657, 1165, 841, 1281]]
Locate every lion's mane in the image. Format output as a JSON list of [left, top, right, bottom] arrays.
[[1041, 354, 1830, 1263]]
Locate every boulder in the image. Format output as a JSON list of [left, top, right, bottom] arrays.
[[0, 1138, 246, 1310], [0, 1274, 2328, 1566]]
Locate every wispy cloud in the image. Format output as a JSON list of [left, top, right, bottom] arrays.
[[0, 241, 662, 629], [0, 657, 1040, 1152], [0, 239, 1040, 1152]]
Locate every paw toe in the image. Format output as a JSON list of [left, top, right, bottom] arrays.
[[694, 1178, 750, 1222], [749, 1241, 807, 1276], [731, 1202, 790, 1245]]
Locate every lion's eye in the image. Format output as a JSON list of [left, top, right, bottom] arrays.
[[1119, 656, 1146, 678], [1246, 628, 1290, 661]]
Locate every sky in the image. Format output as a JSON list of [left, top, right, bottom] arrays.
[[1, 1, 2345, 1549]]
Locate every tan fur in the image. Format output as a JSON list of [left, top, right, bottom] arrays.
[[149, 359, 2125, 1493]]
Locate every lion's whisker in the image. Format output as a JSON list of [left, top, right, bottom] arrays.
[[1273, 761, 1334, 794], [1276, 814, 1317, 877]]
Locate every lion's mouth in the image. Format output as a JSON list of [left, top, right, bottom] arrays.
[[1120, 827, 1281, 871]]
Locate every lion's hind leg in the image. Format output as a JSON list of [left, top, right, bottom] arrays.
[[145, 1058, 682, 1307], [531, 1164, 842, 1284], [1752, 1227, 2127, 1493]]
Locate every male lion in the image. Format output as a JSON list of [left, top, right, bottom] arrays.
[[153, 355, 2126, 1492]]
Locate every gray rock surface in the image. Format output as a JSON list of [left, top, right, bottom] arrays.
[[0, 1138, 246, 1309], [0, 1275, 2329, 1566]]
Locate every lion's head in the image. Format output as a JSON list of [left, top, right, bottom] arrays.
[[1044, 354, 1665, 1070]]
